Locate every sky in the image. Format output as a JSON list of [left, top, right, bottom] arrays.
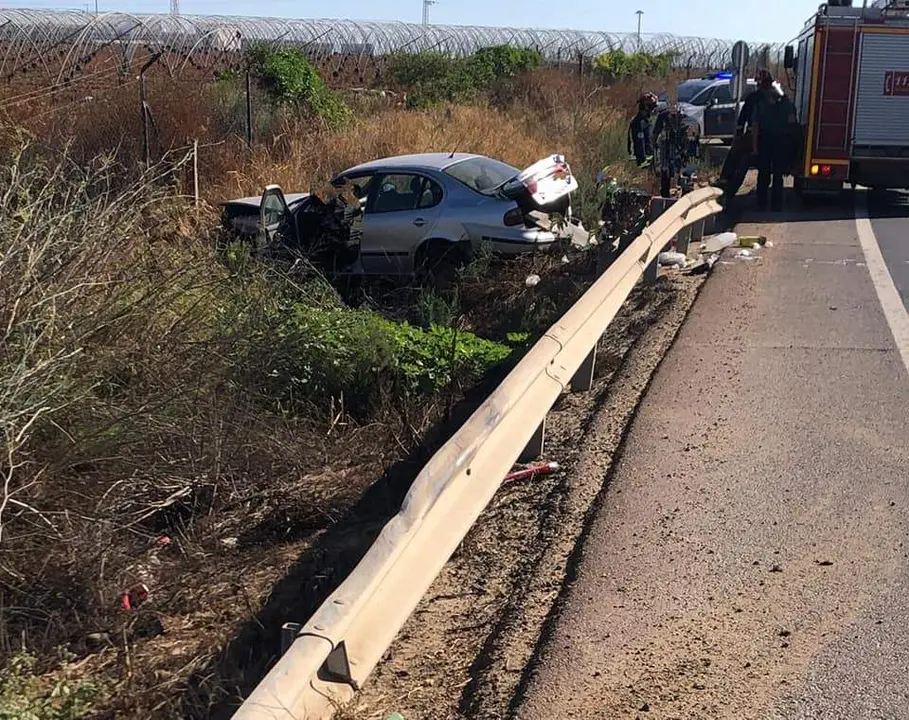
[[5, 0, 823, 43]]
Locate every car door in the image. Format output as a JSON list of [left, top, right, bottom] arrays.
[[360, 172, 443, 275], [257, 185, 293, 251], [703, 83, 738, 139]]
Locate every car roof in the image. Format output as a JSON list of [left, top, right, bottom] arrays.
[[341, 152, 485, 175]]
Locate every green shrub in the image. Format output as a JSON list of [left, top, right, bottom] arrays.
[[467, 46, 542, 87], [246, 44, 349, 126], [0, 650, 103, 720], [387, 45, 543, 108], [592, 50, 676, 80], [228, 293, 511, 417]]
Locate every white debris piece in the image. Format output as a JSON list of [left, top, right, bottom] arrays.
[[702, 232, 737, 254], [561, 255, 570, 264], [735, 249, 753, 259], [525, 274, 541, 287], [658, 251, 688, 267]]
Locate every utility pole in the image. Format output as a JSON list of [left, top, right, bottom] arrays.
[[636, 10, 644, 48], [422, 0, 438, 26], [170, 0, 179, 15]]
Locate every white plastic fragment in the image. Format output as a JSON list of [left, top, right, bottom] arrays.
[[658, 251, 687, 267], [735, 249, 752, 258], [702, 232, 737, 253], [525, 274, 541, 287]]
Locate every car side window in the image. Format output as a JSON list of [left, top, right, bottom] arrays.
[[692, 87, 714, 107], [262, 190, 286, 226], [712, 84, 733, 104], [368, 173, 425, 214], [416, 177, 443, 209]]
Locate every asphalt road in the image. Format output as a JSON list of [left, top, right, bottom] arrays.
[[869, 190, 909, 311], [514, 201, 909, 719]]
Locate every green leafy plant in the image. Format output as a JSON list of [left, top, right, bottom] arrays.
[[0, 650, 104, 720], [387, 45, 542, 108], [245, 44, 349, 125], [592, 50, 677, 80]]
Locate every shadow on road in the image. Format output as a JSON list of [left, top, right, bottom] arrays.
[[723, 187, 909, 226]]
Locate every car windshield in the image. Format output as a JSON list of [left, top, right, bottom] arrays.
[[677, 81, 712, 103], [443, 156, 519, 195]]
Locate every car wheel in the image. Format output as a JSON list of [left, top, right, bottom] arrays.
[[416, 240, 466, 285]]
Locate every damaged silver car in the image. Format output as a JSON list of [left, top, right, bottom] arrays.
[[220, 152, 588, 277]]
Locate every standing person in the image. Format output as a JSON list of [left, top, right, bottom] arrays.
[[752, 71, 797, 211], [628, 92, 658, 166], [718, 69, 772, 203]]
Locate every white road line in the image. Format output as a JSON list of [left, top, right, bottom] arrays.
[[855, 195, 909, 378]]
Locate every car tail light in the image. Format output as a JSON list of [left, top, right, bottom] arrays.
[[821, 164, 832, 177], [503, 207, 524, 226]]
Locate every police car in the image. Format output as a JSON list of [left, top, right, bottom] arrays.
[[676, 73, 758, 142]]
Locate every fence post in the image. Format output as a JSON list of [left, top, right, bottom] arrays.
[[140, 73, 150, 168], [193, 139, 199, 208], [245, 69, 253, 148]]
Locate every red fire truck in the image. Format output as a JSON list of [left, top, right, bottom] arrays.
[[785, 0, 909, 195]]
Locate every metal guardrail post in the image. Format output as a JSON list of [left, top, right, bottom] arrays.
[[519, 420, 546, 462], [569, 344, 597, 392]]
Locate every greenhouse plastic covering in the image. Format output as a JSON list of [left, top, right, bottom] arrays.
[[0, 7, 783, 79]]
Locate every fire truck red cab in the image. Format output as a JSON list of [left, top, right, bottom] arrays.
[[787, 0, 909, 195]]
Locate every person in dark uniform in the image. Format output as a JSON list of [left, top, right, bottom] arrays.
[[653, 103, 700, 197], [718, 69, 773, 202], [628, 92, 658, 166], [752, 72, 798, 211]]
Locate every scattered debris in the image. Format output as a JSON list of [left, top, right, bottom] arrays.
[[816, 559, 834, 566], [561, 255, 570, 264], [687, 253, 719, 276], [132, 617, 165, 640], [503, 461, 560, 485], [769, 563, 783, 573], [220, 537, 239, 549], [702, 231, 737, 254], [121, 583, 150, 611], [85, 632, 111, 650], [735, 249, 754, 259], [737, 235, 767, 248], [525, 274, 541, 287], [658, 251, 688, 268]]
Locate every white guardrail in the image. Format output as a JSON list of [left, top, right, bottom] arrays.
[[233, 186, 724, 720]]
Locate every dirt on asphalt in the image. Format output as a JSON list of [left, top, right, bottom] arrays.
[[342, 270, 708, 720]]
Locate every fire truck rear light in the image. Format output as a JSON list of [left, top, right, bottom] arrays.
[[810, 164, 820, 175]]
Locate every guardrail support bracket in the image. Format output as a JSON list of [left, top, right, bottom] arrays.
[[519, 419, 546, 463], [281, 622, 303, 655], [643, 256, 658, 285], [570, 345, 597, 392], [319, 640, 354, 685]]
